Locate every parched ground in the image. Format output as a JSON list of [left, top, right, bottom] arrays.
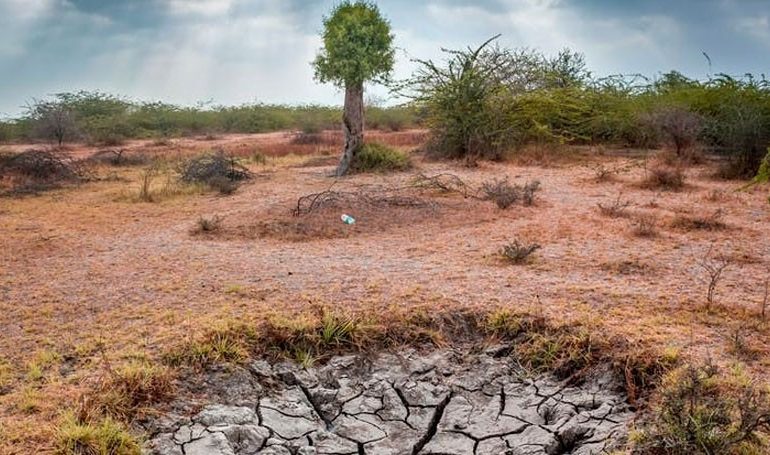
[[0, 132, 769, 453]]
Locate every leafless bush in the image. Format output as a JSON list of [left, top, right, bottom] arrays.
[[411, 173, 478, 198], [589, 162, 634, 182], [597, 193, 632, 218], [630, 213, 658, 237], [699, 248, 731, 311], [0, 149, 89, 195], [481, 178, 541, 208], [293, 185, 435, 216], [642, 106, 702, 157], [642, 164, 685, 190], [671, 209, 726, 231], [177, 151, 252, 194], [500, 239, 541, 264]]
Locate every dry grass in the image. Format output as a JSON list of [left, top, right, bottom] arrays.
[[630, 212, 659, 237], [671, 209, 727, 231], [1, 133, 769, 453]]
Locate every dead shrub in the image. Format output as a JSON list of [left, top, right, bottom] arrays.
[[641, 105, 702, 158], [597, 193, 632, 218], [500, 239, 541, 264], [630, 213, 659, 237], [671, 209, 727, 231], [699, 249, 731, 311], [177, 150, 252, 194], [0, 149, 89, 195], [481, 178, 541, 208], [642, 163, 686, 190]]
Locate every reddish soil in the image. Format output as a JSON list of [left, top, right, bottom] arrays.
[[0, 132, 768, 452]]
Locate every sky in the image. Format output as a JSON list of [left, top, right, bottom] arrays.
[[0, 0, 768, 117]]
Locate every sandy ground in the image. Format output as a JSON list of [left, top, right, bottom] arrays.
[[0, 133, 769, 452]]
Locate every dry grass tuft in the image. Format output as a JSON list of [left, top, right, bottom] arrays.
[[55, 413, 140, 455], [671, 209, 727, 231], [630, 212, 659, 237], [80, 359, 174, 421], [499, 239, 541, 264]]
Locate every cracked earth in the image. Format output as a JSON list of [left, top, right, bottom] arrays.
[[145, 348, 632, 455]]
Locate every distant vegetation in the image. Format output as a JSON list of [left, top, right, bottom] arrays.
[[2, 37, 770, 179], [0, 91, 421, 145], [406, 37, 770, 177]]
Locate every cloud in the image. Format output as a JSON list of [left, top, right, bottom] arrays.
[[734, 16, 770, 44], [0, 0, 768, 116]]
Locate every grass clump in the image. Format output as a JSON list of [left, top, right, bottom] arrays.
[[500, 239, 541, 264], [83, 360, 174, 421], [351, 143, 411, 173], [633, 362, 770, 454], [191, 215, 223, 235], [163, 324, 251, 368], [55, 414, 140, 455], [630, 213, 659, 237]]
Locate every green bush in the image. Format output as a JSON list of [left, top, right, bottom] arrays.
[[633, 363, 770, 454], [351, 143, 410, 172]]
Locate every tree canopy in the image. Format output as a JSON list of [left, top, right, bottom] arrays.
[[313, 1, 395, 88]]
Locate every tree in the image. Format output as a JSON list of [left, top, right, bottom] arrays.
[[313, 1, 395, 176], [27, 99, 78, 146]]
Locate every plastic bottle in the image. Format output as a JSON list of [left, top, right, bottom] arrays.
[[341, 214, 356, 225]]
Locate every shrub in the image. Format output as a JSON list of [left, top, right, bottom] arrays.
[[350, 143, 411, 173], [597, 193, 632, 218], [633, 363, 770, 454], [55, 414, 140, 455], [177, 151, 252, 194], [0, 149, 84, 181], [191, 215, 223, 234], [0, 149, 88, 195], [500, 239, 541, 264], [481, 178, 541, 208], [641, 105, 702, 157], [642, 164, 685, 190]]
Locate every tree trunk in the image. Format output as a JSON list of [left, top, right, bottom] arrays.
[[336, 83, 364, 176]]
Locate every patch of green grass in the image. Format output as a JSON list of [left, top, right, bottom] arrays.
[[352, 143, 411, 173], [163, 325, 251, 368], [55, 414, 140, 455], [25, 349, 61, 382]]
